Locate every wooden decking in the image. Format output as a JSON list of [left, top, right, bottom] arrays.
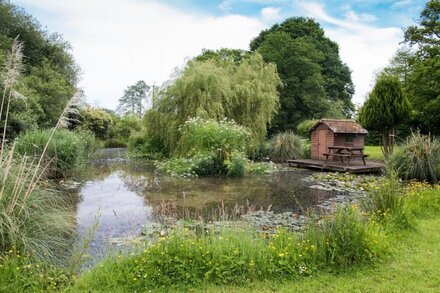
[[288, 159, 383, 174]]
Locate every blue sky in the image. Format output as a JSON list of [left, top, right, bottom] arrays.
[[14, 0, 426, 110]]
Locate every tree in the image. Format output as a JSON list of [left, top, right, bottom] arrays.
[[359, 75, 411, 157], [0, 1, 79, 136], [250, 17, 354, 132], [117, 80, 150, 116], [144, 51, 281, 155], [403, 0, 440, 135]]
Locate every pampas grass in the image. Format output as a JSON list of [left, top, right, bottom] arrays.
[[268, 131, 305, 162]]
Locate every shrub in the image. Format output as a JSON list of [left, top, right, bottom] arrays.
[[79, 108, 113, 139], [296, 119, 318, 138], [109, 114, 142, 140], [226, 152, 246, 177], [268, 131, 304, 162], [128, 133, 166, 160], [176, 117, 250, 156], [15, 129, 95, 177], [388, 132, 440, 183], [305, 205, 388, 269]]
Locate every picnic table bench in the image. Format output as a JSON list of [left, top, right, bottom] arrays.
[[323, 146, 368, 166]]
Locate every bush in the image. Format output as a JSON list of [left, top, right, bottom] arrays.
[[388, 132, 440, 183], [15, 129, 95, 177], [305, 205, 388, 269], [109, 114, 142, 140], [226, 152, 246, 177], [296, 119, 318, 138], [79, 108, 113, 139], [268, 131, 305, 162], [127, 133, 166, 160], [176, 117, 250, 156]]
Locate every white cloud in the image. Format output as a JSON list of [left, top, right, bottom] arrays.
[[297, 1, 402, 105], [16, 0, 264, 109], [261, 7, 281, 22]]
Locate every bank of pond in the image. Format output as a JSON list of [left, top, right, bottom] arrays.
[[1, 143, 440, 291]]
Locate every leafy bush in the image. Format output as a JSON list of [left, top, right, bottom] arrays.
[[268, 131, 305, 162], [128, 133, 166, 160], [15, 129, 95, 177], [109, 114, 142, 140], [388, 132, 440, 183], [305, 205, 388, 269], [296, 119, 318, 138], [79, 108, 113, 139], [226, 152, 246, 177], [176, 117, 250, 156]]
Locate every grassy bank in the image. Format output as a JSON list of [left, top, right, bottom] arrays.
[[200, 217, 440, 292]]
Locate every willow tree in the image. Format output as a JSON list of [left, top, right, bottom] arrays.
[[145, 51, 281, 155], [359, 75, 411, 157]]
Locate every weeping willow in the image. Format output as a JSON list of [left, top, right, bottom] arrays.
[[145, 52, 281, 155]]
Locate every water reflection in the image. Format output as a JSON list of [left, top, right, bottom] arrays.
[[75, 161, 333, 257]]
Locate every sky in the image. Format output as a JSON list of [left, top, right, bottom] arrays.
[[14, 0, 426, 110]]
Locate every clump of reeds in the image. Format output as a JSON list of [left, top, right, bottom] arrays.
[[0, 38, 79, 264], [388, 131, 440, 183], [268, 131, 305, 162]]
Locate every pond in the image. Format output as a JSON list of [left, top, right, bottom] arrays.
[[74, 152, 337, 260]]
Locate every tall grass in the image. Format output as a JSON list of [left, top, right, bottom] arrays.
[[0, 38, 78, 265], [388, 132, 440, 183], [268, 131, 304, 162]]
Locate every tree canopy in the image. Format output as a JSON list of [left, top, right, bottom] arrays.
[[143, 51, 281, 155], [359, 75, 411, 157], [250, 17, 354, 133], [117, 80, 150, 116], [0, 0, 79, 136]]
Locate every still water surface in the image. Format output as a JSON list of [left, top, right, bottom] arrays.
[[75, 160, 332, 257]]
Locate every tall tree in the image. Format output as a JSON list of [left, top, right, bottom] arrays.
[[117, 80, 150, 116], [144, 52, 281, 154], [359, 75, 411, 157], [250, 17, 354, 132], [403, 0, 440, 135]]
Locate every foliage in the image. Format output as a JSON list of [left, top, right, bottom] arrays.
[[296, 119, 318, 138], [305, 205, 387, 269], [268, 131, 305, 162], [0, 251, 74, 292], [15, 128, 95, 177], [79, 107, 113, 139], [143, 52, 280, 156], [117, 80, 150, 116], [127, 132, 165, 160], [157, 118, 251, 177], [250, 17, 354, 132], [361, 174, 412, 229], [0, 1, 79, 136], [359, 75, 411, 157], [103, 138, 127, 148], [0, 147, 75, 265], [176, 117, 249, 156], [109, 113, 142, 140], [388, 132, 440, 183], [405, 182, 440, 218]]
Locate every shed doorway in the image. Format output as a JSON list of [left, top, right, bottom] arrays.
[[318, 129, 327, 160]]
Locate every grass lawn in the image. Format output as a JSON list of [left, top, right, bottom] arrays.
[[364, 145, 385, 161], [199, 218, 440, 292]]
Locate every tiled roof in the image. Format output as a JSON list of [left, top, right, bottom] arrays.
[[312, 119, 368, 134]]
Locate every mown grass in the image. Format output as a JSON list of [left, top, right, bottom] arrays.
[[364, 145, 385, 161]]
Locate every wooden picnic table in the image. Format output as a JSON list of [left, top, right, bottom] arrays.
[[323, 146, 367, 166]]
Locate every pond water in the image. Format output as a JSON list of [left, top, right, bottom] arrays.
[[74, 155, 335, 259]]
